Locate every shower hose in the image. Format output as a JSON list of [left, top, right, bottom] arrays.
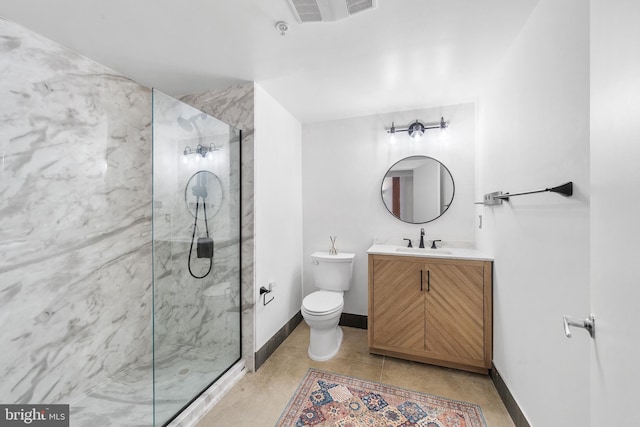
[[188, 196, 213, 279]]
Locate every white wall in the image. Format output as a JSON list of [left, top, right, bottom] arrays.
[[590, 0, 640, 424], [413, 161, 441, 220], [302, 103, 476, 315], [477, 1, 590, 426], [254, 84, 303, 350]]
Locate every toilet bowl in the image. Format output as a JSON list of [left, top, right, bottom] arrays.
[[301, 252, 355, 361], [302, 290, 345, 361]]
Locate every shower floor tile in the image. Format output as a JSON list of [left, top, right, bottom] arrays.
[[70, 342, 239, 427]]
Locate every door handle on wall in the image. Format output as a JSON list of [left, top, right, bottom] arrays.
[[563, 314, 595, 338]]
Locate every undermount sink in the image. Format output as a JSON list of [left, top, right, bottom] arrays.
[[395, 247, 452, 255]]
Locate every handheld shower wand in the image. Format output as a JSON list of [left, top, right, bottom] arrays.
[[188, 171, 214, 279]]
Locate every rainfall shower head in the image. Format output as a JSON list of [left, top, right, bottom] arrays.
[[177, 117, 193, 132], [177, 113, 207, 132]]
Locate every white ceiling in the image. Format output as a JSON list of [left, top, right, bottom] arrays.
[[0, 0, 538, 123]]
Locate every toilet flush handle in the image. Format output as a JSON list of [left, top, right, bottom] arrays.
[[312, 260, 319, 265]]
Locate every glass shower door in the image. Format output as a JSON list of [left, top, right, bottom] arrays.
[[151, 90, 241, 425]]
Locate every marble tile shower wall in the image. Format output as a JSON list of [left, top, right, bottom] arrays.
[[0, 15, 153, 413], [152, 93, 241, 356], [180, 85, 256, 371], [153, 243, 240, 352]]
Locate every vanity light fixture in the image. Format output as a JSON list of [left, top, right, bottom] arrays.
[[386, 117, 448, 142], [178, 113, 219, 162], [183, 144, 218, 159]]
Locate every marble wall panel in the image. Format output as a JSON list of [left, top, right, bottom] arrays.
[[0, 16, 153, 420], [180, 84, 256, 371], [152, 91, 241, 357]]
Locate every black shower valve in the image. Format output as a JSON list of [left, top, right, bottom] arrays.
[[197, 237, 214, 259]]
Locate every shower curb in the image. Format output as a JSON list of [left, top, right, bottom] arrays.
[[167, 360, 246, 427]]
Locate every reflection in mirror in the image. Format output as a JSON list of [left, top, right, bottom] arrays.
[[381, 156, 455, 224]]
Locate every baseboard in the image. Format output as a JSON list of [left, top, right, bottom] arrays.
[[254, 311, 303, 370], [490, 363, 531, 427], [339, 313, 367, 329]]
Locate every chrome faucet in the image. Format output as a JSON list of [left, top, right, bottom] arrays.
[[419, 228, 425, 248]]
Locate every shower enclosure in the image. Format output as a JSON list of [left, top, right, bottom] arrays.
[[152, 90, 242, 425], [0, 18, 241, 426]]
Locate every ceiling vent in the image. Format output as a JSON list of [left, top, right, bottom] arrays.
[[286, 0, 378, 23]]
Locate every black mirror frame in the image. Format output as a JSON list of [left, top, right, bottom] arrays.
[[380, 155, 455, 224]]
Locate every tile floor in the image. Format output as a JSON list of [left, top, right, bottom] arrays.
[[195, 323, 515, 426]]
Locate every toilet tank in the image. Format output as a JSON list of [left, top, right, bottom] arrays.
[[311, 252, 355, 291]]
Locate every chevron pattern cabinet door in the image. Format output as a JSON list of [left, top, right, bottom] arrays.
[[424, 262, 484, 362], [368, 254, 492, 374], [370, 258, 425, 352]]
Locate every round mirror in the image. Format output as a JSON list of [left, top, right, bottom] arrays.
[[381, 156, 455, 224]]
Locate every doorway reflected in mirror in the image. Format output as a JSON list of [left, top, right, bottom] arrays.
[[381, 155, 455, 224]]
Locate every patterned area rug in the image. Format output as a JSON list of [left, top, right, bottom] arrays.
[[276, 369, 487, 427]]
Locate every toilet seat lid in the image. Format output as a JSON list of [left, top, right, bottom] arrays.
[[302, 291, 343, 314]]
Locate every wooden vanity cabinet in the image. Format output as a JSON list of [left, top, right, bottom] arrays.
[[368, 254, 492, 374]]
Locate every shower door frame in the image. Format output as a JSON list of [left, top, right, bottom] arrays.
[[160, 129, 243, 427], [151, 88, 243, 427]]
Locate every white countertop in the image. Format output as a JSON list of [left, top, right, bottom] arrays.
[[366, 244, 494, 261]]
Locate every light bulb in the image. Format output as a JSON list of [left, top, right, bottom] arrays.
[[408, 121, 425, 142], [388, 122, 397, 144], [182, 155, 188, 164]]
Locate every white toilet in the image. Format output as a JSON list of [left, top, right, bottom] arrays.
[[301, 251, 355, 361]]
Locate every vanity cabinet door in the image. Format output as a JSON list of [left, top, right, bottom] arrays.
[[369, 256, 425, 352], [424, 261, 485, 365], [368, 254, 492, 374]]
